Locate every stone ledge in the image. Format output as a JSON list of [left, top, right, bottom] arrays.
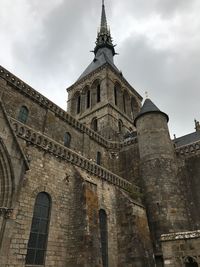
[[161, 230, 200, 241]]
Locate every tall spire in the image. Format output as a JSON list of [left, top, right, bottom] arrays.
[[101, 0, 107, 29], [94, 0, 116, 56]]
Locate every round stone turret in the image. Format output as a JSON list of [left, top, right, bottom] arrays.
[[135, 98, 189, 257]]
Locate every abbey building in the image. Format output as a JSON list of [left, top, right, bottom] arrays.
[[0, 2, 200, 267]]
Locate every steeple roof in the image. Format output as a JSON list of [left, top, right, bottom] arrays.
[[134, 98, 169, 126], [77, 0, 118, 82]]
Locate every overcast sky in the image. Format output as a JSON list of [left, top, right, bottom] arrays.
[[1, 0, 200, 138]]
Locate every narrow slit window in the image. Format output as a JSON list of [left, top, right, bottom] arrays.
[[96, 151, 101, 165], [123, 93, 126, 113], [118, 120, 123, 133], [97, 84, 101, 103], [99, 209, 108, 267], [77, 95, 81, 114], [87, 90, 90, 108], [114, 86, 117, 106], [25, 192, 51, 266]]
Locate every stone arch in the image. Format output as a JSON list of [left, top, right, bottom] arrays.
[[91, 79, 101, 107], [184, 257, 198, 267], [31, 185, 58, 206], [0, 138, 15, 208]]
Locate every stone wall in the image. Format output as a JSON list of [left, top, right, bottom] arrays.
[[161, 231, 200, 267]]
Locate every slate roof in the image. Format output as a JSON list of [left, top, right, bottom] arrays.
[[134, 98, 169, 126], [174, 131, 200, 147], [77, 47, 119, 81]]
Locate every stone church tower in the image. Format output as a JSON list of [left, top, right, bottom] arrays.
[[0, 1, 200, 267], [67, 1, 141, 141]]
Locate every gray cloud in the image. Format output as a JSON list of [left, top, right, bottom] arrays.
[[0, 0, 200, 137]]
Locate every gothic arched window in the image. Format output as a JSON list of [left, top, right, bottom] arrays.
[[97, 84, 101, 103], [99, 209, 108, 267], [91, 117, 98, 132], [87, 90, 91, 108], [185, 257, 198, 267], [96, 151, 101, 165], [18, 105, 29, 124], [64, 132, 71, 148], [77, 95, 81, 114], [26, 192, 51, 266]]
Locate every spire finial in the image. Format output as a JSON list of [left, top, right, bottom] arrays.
[[94, 0, 116, 56], [145, 91, 149, 99], [101, 0, 107, 29]]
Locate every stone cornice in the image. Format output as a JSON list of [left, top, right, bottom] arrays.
[[176, 140, 200, 157], [161, 230, 200, 241], [10, 117, 140, 197], [0, 66, 137, 150]]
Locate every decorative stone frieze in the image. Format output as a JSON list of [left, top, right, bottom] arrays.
[[161, 230, 200, 241], [0, 207, 13, 219], [176, 141, 200, 157], [10, 117, 141, 195]]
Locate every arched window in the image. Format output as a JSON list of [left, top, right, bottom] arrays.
[[18, 105, 29, 123], [114, 86, 117, 106], [91, 117, 98, 132], [97, 84, 101, 103], [96, 151, 101, 165], [86, 90, 91, 108], [185, 257, 198, 267], [77, 95, 81, 114], [118, 120, 123, 133], [26, 192, 51, 266], [64, 132, 71, 148], [99, 209, 108, 267]]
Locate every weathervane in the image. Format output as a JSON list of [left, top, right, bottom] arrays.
[[145, 91, 149, 99], [102, 0, 104, 5]]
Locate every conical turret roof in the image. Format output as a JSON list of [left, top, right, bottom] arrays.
[[134, 98, 169, 126]]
